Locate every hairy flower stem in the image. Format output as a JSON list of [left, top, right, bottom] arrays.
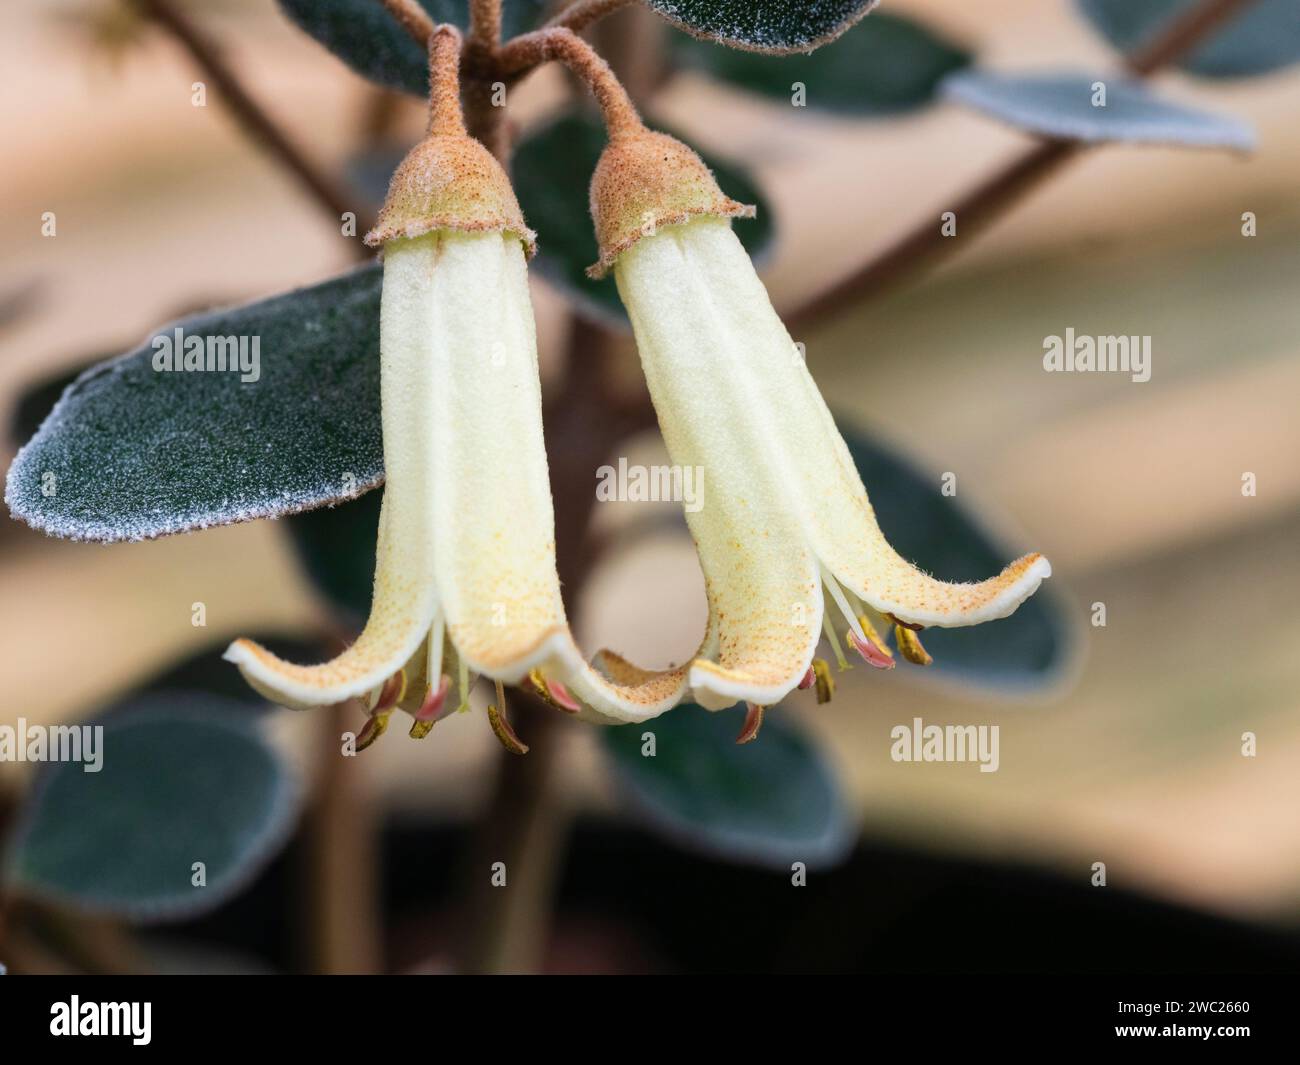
[[426, 25, 468, 136], [377, 0, 436, 44], [468, 0, 502, 48], [786, 0, 1264, 330], [546, 0, 636, 36], [498, 28, 644, 138]]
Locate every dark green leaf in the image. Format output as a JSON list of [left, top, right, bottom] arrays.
[[5, 697, 299, 922], [646, 0, 878, 53], [841, 420, 1072, 692], [5, 266, 385, 542], [942, 70, 1254, 151], [276, 0, 548, 95], [1077, 0, 1300, 79], [672, 12, 971, 115], [513, 109, 775, 326], [600, 703, 853, 868]]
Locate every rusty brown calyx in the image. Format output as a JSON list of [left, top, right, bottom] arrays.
[[364, 133, 537, 255], [587, 129, 755, 279]]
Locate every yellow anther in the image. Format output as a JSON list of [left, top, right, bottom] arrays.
[[857, 615, 894, 660], [736, 703, 764, 744], [487, 679, 529, 755], [357, 710, 391, 751], [812, 658, 835, 704], [894, 624, 933, 666]]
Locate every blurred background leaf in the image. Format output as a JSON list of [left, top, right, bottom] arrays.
[[8, 357, 102, 449], [6, 266, 384, 542], [1076, 0, 1300, 79], [287, 489, 383, 625], [839, 419, 1072, 692], [942, 69, 1255, 151], [599, 703, 854, 869], [644, 0, 879, 53], [5, 695, 299, 922], [672, 11, 971, 115], [512, 109, 775, 326], [276, 0, 548, 96]]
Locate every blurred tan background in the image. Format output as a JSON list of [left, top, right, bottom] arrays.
[[2, 0, 1298, 925]]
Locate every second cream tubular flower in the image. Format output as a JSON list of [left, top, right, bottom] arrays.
[[591, 131, 1051, 712]]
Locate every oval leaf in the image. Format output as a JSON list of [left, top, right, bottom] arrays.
[[1077, 0, 1300, 79], [942, 69, 1255, 151], [513, 109, 774, 326], [672, 12, 971, 115], [277, 0, 549, 95], [840, 421, 1072, 691], [600, 703, 853, 868], [5, 696, 299, 922], [646, 0, 878, 54], [6, 265, 384, 542]]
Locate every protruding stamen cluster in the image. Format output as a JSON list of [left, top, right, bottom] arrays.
[[787, 569, 936, 712]]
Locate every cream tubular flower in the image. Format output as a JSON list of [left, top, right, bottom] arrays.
[[226, 27, 695, 746], [588, 128, 1052, 716]]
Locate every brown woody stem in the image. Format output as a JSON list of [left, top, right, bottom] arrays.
[[787, 0, 1262, 329], [130, 0, 374, 245]]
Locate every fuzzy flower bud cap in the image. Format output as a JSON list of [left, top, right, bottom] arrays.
[[587, 130, 754, 278], [365, 133, 536, 256]]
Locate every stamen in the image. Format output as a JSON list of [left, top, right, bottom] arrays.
[[848, 627, 895, 670], [487, 679, 529, 755], [409, 674, 452, 738], [736, 703, 764, 744], [894, 624, 933, 666], [858, 613, 895, 661], [812, 658, 835, 704], [546, 678, 582, 713], [457, 655, 471, 712], [374, 669, 406, 712], [822, 569, 867, 643], [821, 610, 851, 671], [427, 611, 446, 692], [798, 668, 815, 690], [357, 710, 391, 751], [527, 668, 582, 714], [886, 612, 924, 632]]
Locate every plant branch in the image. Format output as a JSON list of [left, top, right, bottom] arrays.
[[1124, 0, 1259, 75], [545, 0, 636, 35], [129, 0, 374, 246], [376, 0, 436, 44], [499, 27, 643, 137], [786, 0, 1262, 331], [468, 0, 503, 48]]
